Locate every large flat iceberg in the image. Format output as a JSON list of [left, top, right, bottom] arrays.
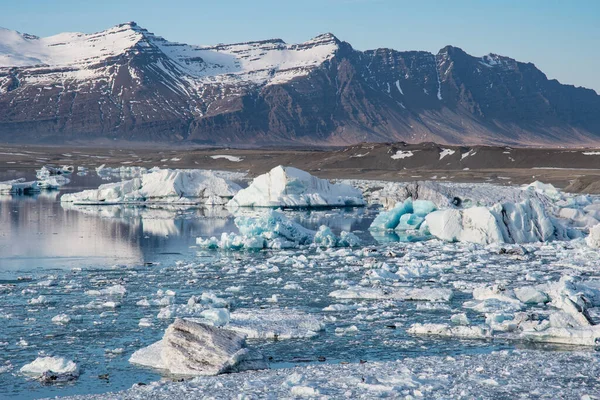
[[227, 166, 365, 208], [61, 169, 241, 205]]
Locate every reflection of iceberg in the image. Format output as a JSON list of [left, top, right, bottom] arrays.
[[0, 197, 143, 269], [291, 208, 368, 232], [61, 203, 232, 238], [369, 230, 430, 244]]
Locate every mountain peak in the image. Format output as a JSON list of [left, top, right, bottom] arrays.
[[438, 45, 468, 57], [306, 32, 340, 45]]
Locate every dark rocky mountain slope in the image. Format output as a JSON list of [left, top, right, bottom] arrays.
[[0, 22, 598, 147]]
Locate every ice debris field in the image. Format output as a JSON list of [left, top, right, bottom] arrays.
[[2, 165, 600, 398]]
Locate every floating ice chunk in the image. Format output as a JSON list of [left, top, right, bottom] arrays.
[[51, 314, 71, 324], [0, 178, 40, 194], [329, 287, 452, 302], [236, 211, 315, 244], [335, 325, 359, 335], [426, 207, 502, 244], [290, 385, 321, 397], [407, 323, 490, 339], [28, 295, 48, 305], [426, 199, 568, 244], [20, 357, 79, 382], [200, 308, 230, 327], [337, 231, 361, 247], [225, 309, 324, 339], [198, 211, 359, 250], [485, 313, 521, 332], [85, 284, 127, 296], [514, 287, 549, 304], [472, 285, 522, 306], [450, 313, 470, 326], [61, 169, 241, 205], [314, 226, 337, 247], [227, 166, 364, 208], [396, 213, 424, 231], [586, 224, 600, 248], [521, 326, 600, 346], [130, 318, 266, 376], [369, 199, 413, 231], [37, 175, 70, 190], [370, 199, 436, 231]]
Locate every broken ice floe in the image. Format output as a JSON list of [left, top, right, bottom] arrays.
[[408, 275, 600, 346], [196, 210, 360, 250]]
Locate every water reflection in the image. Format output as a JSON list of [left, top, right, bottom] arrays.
[[0, 194, 239, 273]]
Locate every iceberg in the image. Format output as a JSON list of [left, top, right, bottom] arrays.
[[425, 199, 569, 245], [61, 169, 241, 205], [369, 199, 436, 231], [0, 178, 40, 194], [37, 175, 70, 190], [586, 223, 600, 248], [129, 318, 267, 376], [197, 210, 360, 250], [20, 356, 79, 383], [227, 166, 365, 208]]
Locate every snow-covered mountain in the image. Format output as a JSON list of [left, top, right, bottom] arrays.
[[1, 22, 599, 146]]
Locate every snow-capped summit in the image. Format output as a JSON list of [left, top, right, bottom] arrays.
[[0, 22, 340, 86]]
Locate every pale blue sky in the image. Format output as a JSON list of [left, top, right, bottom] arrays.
[[2, 0, 599, 92]]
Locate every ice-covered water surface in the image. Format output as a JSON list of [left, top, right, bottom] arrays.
[[2, 174, 600, 398]]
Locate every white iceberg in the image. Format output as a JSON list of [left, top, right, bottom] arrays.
[[0, 178, 40, 194], [425, 199, 569, 245], [586, 223, 600, 248], [20, 356, 79, 382], [129, 318, 267, 376], [37, 175, 70, 190], [227, 166, 365, 208], [61, 169, 241, 205]]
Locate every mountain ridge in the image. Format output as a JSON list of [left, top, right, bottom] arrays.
[[1, 22, 599, 147]]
